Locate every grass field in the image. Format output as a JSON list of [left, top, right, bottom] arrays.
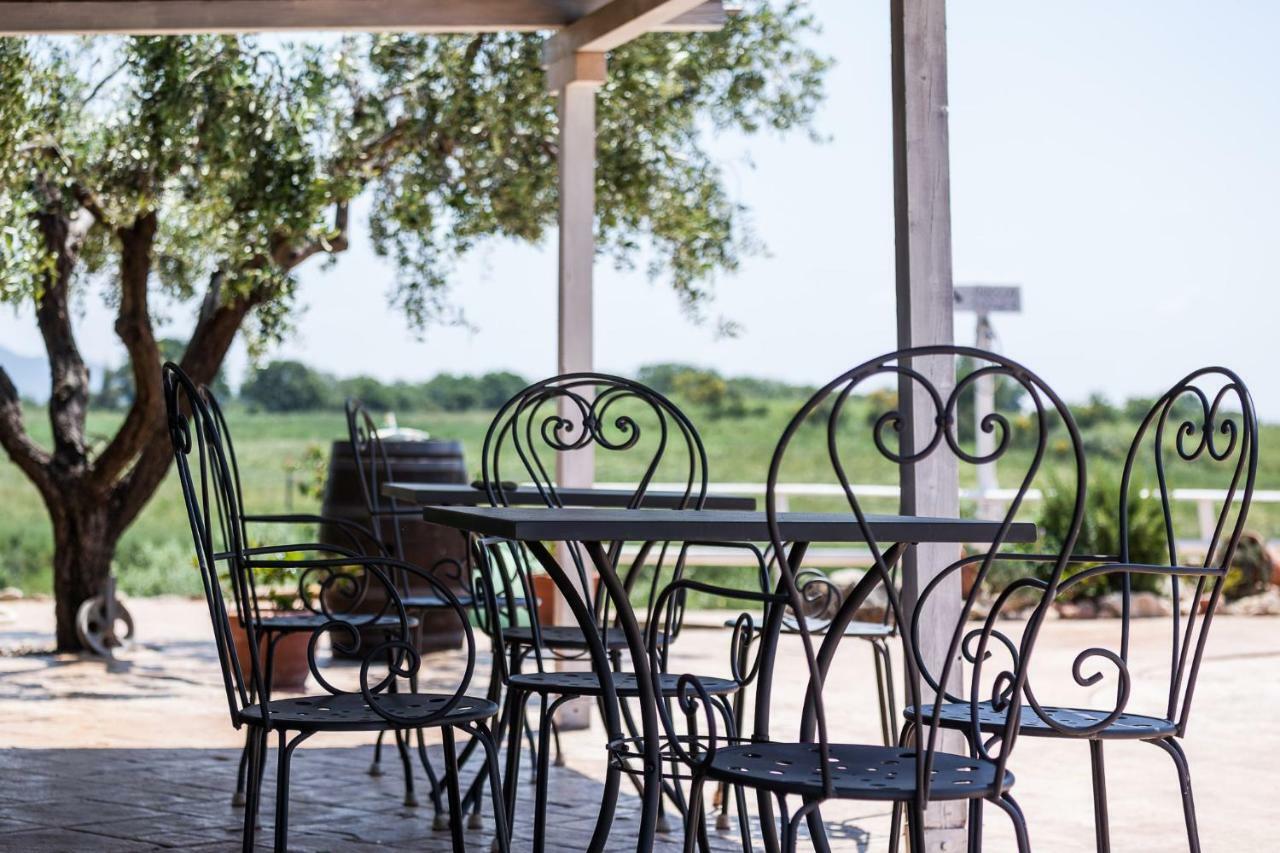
[[1, 399, 1274, 597]]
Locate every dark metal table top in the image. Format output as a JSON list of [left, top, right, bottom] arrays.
[[381, 481, 756, 511], [417, 506, 1038, 544]]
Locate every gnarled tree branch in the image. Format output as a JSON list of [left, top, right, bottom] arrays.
[[90, 211, 161, 489], [0, 368, 55, 501], [107, 273, 268, 534], [32, 212, 91, 475], [274, 201, 350, 271]]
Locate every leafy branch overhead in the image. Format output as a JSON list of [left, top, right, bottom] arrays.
[[0, 4, 828, 650], [1, 4, 828, 335]]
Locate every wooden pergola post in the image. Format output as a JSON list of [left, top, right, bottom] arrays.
[[541, 0, 707, 727], [550, 52, 605, 496], [891, 0, 965, 849], [547, 51, 605, 730]]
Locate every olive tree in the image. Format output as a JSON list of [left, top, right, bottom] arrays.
[[0, 3, 827, 649]]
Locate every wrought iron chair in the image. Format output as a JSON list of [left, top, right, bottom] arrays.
[[471, 372, 759, 852], [205, 388, 422, 811], [898, 367, 1257, 852], [663, 347, 1087, 852], [164, 362, 508, 853], [345, 398, 478, 823]]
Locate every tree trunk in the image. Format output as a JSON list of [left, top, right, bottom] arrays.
[[50, 488, 115, 652]]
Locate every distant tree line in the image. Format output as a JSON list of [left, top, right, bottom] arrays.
[[90, 357, 821, 416], [91, 354, 1177, 426]]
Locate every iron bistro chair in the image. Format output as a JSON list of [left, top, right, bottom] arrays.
[[897, 367, 1258, 852], [164, 362, 509, 853], [204, 387, 422, 811], [662, 347, 1088, 852], [471, 372, 760, 852], [345, 398, 483, 825]]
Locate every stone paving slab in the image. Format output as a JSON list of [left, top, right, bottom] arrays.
[[2, 597, 1278, 851]]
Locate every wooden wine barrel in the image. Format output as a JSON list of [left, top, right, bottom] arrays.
[[319, 437, 470, 652]]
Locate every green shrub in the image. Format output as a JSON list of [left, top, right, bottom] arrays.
[[0, 530, 52, 593], [114, 538, 204, 598], [1036, 473, 1168, 600]]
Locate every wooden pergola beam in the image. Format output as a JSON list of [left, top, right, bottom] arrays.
[[544, 0, 710, 62], [0, 0, 726, 36]]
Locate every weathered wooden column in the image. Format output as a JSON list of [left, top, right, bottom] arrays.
[[891, 0, 965, 849], [551, 52, 605, 490], [548, 51, 606, 729]]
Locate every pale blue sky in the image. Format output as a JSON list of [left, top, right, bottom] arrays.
[[2, 1, 1278, 414]]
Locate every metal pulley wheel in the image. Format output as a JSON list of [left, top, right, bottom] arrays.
[[76, 576, 134, 659]]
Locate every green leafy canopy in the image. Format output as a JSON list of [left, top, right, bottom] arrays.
[[0, 3, 829, 340]]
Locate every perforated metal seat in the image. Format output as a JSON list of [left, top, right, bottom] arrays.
[[725, 616, 893, 638], [909, 701, 1178, 740], [256, 612, 414, 632], [502, 625, 662, 650], [508, 670, 738, 699], [241, 693, 499, 732], [401, 592, 474, 609], [704, 742, 1012, 802]]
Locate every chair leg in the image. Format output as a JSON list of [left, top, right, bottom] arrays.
[[273, 730, 312, 853], [990, 793, 1030, 853], [250, 727, 268, 832], [1151, 738, 1200, 853], [415, 727, 448, 828], [775, 794, 801, 853], [907, 801, 926, 853], [1090, 740, 1111, 853], [682, 773, 708, 853], [470, 722, 512, 853], [501, 689, 526, 838], [524, 707, 541, 781], [887, 721, 914, 853], [462, 684, 518, 824], [370, 730, 386, 776], [756, 787, 780, 853], [532, 695, 556, 853], [233, 728, 252, 807], [551, 716, 565, 767], [872, 637, 896, 747], [441, 727, 467, 852], [241, 727, 263, 853], [968, 796, 984, 852], [394, 728, 419, 807]]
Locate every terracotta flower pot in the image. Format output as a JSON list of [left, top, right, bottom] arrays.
[[228, 613, 311, 691], [532, 572, 599, 627]]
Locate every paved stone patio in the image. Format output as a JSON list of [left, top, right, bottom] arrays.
[[1, 597, 1277, 851]]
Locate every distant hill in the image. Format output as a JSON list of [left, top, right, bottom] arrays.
[[0, 346, 49, 402]]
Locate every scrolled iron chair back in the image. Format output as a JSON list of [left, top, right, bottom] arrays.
[[477, 372, 709, 652], [165, 362, 269, 725], [345, 398, 403, 557], [1026, 367, 1257, 737], [1140, 369, 1256, 732], [763, 346, 1087, 807]]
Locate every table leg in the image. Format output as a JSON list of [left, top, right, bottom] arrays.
[[752, 542, 807, 853], [526, 541, 622, 853], [583, 540, 661, 853], [799, 541, 906, 852]]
